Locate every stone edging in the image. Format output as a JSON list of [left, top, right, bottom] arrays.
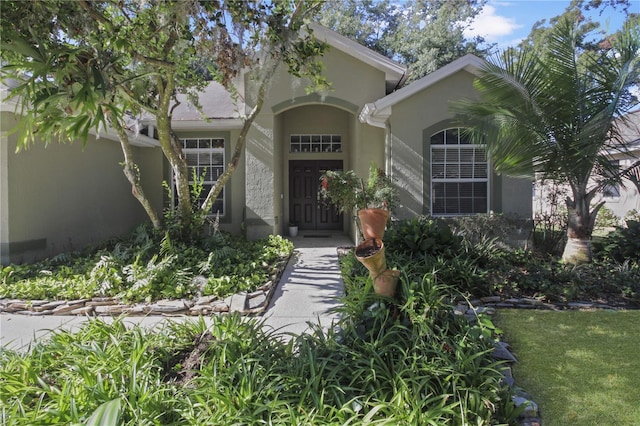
[[464, 295, 637, 311], [454, 300, 541, 426], [0, 257, 291, 317]]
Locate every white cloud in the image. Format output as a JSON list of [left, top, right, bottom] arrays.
[[463, 4, 523, 42]]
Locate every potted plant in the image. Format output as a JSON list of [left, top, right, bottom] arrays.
[[321, 163, 400, 298], [288, 222, 299, 237], [320, 163, 398, 240]]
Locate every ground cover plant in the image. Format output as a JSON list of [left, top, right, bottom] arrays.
[[0, 225, 293, 303], [2, 214, 638, 424], [0, 284, 520, 424], [495, 310, 640, 425], [380, 215, 640, 307], [3, 214, 637, 307]]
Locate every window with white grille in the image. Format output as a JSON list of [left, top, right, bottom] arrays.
[[290, 134, 342, 153], [430, 128, 488, 215], [175, 138, 225, 215]]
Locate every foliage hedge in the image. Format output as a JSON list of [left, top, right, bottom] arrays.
[[381, 215, 640, 305]]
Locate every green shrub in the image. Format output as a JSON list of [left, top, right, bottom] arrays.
[[594, 220, 640, 262], [1, 296, 519, 425], [385, 216, 461, 258], [445, 213, 531, 250], [624, 209, 640, 222], [594, 205, 620, 229]]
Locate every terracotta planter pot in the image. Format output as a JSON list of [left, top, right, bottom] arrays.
[[358, 208, 390, 240], [355, 238, 387, 279], [374, 269, 400, 297]]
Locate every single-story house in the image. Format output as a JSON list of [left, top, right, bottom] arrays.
[[0, 24, 532, 265]]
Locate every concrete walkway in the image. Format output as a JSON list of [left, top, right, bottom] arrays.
[[0, 232, 351, 351], [262, 233, 350, 336]]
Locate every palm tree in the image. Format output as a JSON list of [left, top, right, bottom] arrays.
[[453, 14, 639, 264]]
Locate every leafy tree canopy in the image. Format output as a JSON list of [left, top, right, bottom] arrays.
[[1, 0, 328, 234], [314, 0, 491, 82], [518, 0, 636, 51]]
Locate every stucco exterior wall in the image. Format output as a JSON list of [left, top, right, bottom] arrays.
[[1, 112, 163, 264], [604, 154, 640, 221], [495, 175, 533, 219], [388, 71, 532, 220], [389, 71, 478, 218], [242, 45, 390, 239], [245, 111, 278, 240], [270, 47, 388, 110]]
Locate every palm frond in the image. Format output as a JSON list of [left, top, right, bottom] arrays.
[[452, 13, 640, 186]]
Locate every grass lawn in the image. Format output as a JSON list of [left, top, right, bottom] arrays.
[[495, 309, 640, 426]]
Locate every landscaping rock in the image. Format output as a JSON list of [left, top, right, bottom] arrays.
[[228, 293, 247, 313], [94, 304, 132, 315], [211, 301, 229, 313], [247, 293, 267, 311], [512, 395, 540, 418], [499, 366, 515, 387], [70, 306, 95, 315], [53, 302, 86, 315], [147, 300, 190, 314], [86, 299, 118, 307], [480, 296, 501, 303], [492, 341, 518, 362], [195, 295, 218, 305], [35, 300, 68, 311], [192, 275, 208, 296]]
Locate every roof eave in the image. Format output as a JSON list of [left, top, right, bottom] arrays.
[[358, 103, 390, 128], [145, 118, 245, 131], [360, 54, 485, 126], [2, 94, 159, 148]]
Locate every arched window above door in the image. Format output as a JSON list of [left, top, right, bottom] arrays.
[[430, 128, 488, 215]]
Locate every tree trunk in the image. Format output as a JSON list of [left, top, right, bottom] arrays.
[[155, 74, 192, 228], [561, 191, 604, 264], [200, 64, 275, 214], [109, 114, 162, 229]]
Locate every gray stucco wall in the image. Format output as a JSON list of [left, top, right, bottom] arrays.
[[242, 45, 391, 240], [1, 112, 163, 264]]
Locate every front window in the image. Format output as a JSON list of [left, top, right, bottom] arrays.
[[430, 128, 488, 215], [175, 138, 225, 216]]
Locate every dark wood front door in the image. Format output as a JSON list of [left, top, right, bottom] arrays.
[[290, 160, 343, 231]]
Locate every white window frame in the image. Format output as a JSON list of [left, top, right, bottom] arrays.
[[430, 128, 489, 216], [174, 137, 226, 216], [290, 134, 342, 153]]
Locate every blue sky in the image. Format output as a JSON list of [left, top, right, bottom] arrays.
[[463, 0, 637, 50]]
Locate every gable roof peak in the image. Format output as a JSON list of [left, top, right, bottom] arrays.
[[308, 23, 408, 94], [359, 54, 486, 127]]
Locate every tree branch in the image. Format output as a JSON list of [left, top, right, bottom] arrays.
[[78, 0, 174, 69]]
